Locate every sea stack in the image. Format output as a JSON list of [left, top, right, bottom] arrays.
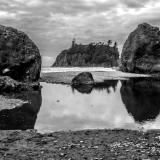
[[120, 23, 160, 73], [53, 39, 119, 67]]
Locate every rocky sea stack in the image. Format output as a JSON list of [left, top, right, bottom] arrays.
[[121, 23, 160, 73], [53, 39, 119, 67]]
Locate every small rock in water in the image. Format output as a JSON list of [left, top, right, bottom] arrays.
[[71, 72, 94, 85]]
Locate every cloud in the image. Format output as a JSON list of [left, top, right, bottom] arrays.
[[0, 0, 160, 60], [42, 56, 55, 67], [0, 11, 16, 19], [120, 0, 156, 8]]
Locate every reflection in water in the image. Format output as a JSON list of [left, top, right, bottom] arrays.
[[72, 80, 118, 94], [121, 78, 160, 123], [2, 78, 160, 132], [0, 90, 42, 130], [36, 82, 137, 132], [72, 84, 93, 94]]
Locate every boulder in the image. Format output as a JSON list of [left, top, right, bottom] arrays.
[[120, 23, 160, 73], [0, 25, 41, 82], [71, 72, 94, 85]]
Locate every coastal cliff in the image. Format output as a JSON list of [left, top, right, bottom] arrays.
[[53, 40, 119, 67]]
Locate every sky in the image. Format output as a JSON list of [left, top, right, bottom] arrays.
[[0, 0, 160, 66]]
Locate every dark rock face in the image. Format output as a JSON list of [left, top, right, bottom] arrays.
[[53, 43, 119, 67], [121, 23, 160, 73], [120, 78, 160, 123], [71, 72, 94, 86], [0, 90, 42, 130], [0, 25, 41, 82], [0, 76, 41, 92]]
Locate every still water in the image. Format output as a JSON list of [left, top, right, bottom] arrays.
[[1, 78, 160, 132], [36, 78, 160, 132]]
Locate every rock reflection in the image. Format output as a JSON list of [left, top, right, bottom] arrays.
[[120, 78, 160, 123], [72, 84, 93, 94], [72, 80, 118, 94], [0, 90, 42, 130]]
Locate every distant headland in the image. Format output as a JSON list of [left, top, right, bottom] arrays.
[[52, 39, 119, 67]]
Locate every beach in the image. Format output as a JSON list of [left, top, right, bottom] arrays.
[[0, 68, 159, 159]]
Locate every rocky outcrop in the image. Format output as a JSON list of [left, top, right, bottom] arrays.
[[0, 25, 41, 82], [120, 78, 160, 122], [0, 90, 42, 130], [71, 72, 94, 86], [53, 42, 119, 67], [0, 76, 41, 92], [121, 23, 160, 73]]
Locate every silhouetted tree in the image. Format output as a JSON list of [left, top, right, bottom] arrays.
[[107, 40, 112, 46], [114, 42, 118, 48]]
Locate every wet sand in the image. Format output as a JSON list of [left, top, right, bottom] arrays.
[[1, 129, 160, 159], [41, 70, 150, 84]]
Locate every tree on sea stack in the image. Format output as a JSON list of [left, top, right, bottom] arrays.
[[107, 40, 112, 46]]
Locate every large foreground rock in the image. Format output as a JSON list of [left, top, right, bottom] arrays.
[[0, 25, 41, 82], [71, 72, 94, 85], [121, 23, 160, 73]]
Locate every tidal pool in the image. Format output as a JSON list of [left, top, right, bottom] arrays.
[[1, 78, 160, 132], [34, 78, 160, 132]]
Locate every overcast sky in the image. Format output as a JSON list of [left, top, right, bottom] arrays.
[[0, 0, 160, 65]]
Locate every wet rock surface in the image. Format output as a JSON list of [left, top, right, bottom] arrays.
[[53, 42, 119, 67], [0, 76, 41, 92], [0, 90, 42, 130], [121, 23, 160, 74], [1, 129, 160, 159], [71, 72, 94, 85], [0, 25, 41, 82]]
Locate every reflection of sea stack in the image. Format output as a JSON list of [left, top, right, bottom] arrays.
[[120, 78, 160, 123], [0, 90, 42, 130], [94, 80, 118, 93]]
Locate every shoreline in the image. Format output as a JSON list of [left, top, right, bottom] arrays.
[[1, 70, 160, 159], [40, 69, 151, 85]]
